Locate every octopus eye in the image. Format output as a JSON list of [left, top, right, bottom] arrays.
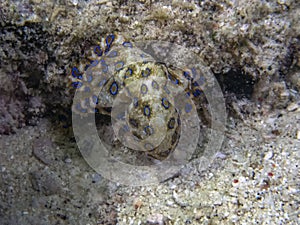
[[72, 81, 82, 89], [141, 68, 151, 77], [161, 97, 170, 109], [109, 82, 119, 95], [140, 84, 148, 95], [124, 68, 133, 79], [185, 103, 192, 113], [168, 118, 176, 129], [94, 46, 103, 56], [143, 105, 151, 117], [151, 80, 159, 90], [115, 61, 124, 71], [144, 125, 154, 136], [122, 41, 133, 48]]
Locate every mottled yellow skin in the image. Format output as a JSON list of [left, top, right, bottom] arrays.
[[69, 34, 204, 160]]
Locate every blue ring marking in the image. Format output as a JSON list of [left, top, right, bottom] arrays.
[[195, 75, 206, 86], [100, 59, 109, 73], [168, 118, 176, 129], [117, 112, 125, 120], [87, 75, 93, 83], [141, 68, 151, 77], [185, 92, 191, 97], [84, 98, 90, 107], [161, 97, 170, 109], [124, 68, 133, 79], [84, 86, 91, 92], [92, 95, 98, 104], [122, 124, 130, 132], [102, 64, 108, 73], [84, 64, 91, 71], [185, 103, 193, 113], [168, 74, 179, 85], [71, 67, 81, 78], [143, 105, 151, 117], [77, 75, 83, 80], [115, 61, 124, 71], [94, 46, 103, 56], [183, 71, 192, 80], [107, 50, 118, 58], [133, 97, 138, 107], [163, 85, 170, 94], [144, 125, 154, 136], [90, 60, 99, 67], [193, 89, 202, 97], [98, 79, 107, 87], [151, 80, 159, 89], [140, 84, 148, 95], [72, 81, 82, 89], [105, 34, 115, 47], [94, 108, 99, 113], [75, 103, 87, 113], [122, 41, 133, 48], [104, 46, 111, 54], [191, 67, 198, 78], [193, 81, 199, 87], [109, 81, 119, 95]]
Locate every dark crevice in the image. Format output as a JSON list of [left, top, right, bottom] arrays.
[[215, 69, 256, 100]]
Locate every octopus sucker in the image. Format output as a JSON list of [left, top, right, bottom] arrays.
[[69, 33, 208, 160]]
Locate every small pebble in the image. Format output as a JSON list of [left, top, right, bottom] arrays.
[[287, 102, 298, 112], [91, 173, 102, 183], [32, 137, 55, 165], [297, 130, 300, 140], [30, 169, 63, 196], [264, 151, 274, 160], [64, 158, 72, 164], [146, 213, 164, 225]]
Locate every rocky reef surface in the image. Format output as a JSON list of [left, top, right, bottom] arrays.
[[0, 0, 299, 224]]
